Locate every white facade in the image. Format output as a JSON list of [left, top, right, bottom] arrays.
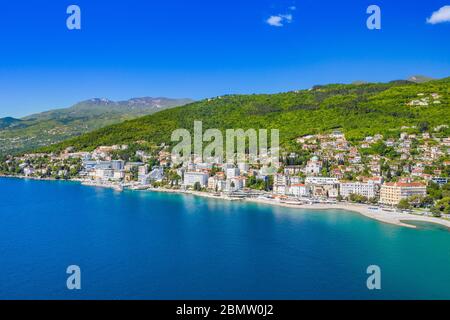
[[149, 167, 164, 181], [208, 176, 226, 191], [226, 177, 245, 192], [111, 160, 125, 170], [340, 181, 378, 199], [273, 174, 288, 195], [226, 167, 240, 179], [138, 165, 149, 176], [288, 184, 308, 198], [113, 170, 125, 180], [184, 172, 209, 187], [305, 177, 338, 185], [95, 168, 114, 180], [305, 157, 322, 176], [238, 162, 250, 173], [140, 167, 165, 185], [208, 177, 218, 190], [23, 167, 35, 176]]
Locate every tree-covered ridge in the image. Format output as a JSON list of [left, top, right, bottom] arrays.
[[0, 97, 193, 155], [37, 78, 450, 154]]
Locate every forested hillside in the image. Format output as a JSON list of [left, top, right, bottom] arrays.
[[37, 78, 450, 154], [0, 97, 192, 155]]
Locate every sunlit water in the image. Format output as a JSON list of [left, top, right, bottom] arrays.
[[1, 178, 449, 299]]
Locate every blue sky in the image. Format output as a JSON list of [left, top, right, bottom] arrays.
[[0, 0, 449, 117]]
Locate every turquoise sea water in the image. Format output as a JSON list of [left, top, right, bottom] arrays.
[[0, 177, 449, 299]]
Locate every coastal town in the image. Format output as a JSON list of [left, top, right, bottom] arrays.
[[1, 125, 450, 225]]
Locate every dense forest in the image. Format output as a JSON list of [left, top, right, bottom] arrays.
[[37, 78, 450, 154], [0, 97, 192, 155]]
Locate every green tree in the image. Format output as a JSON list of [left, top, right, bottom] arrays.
[[349, 193, 368, 203], [193, 182, 201, 191], [397, 199, 411, 210], [418, 121, 429, 133], [430, 206, 442, 218]]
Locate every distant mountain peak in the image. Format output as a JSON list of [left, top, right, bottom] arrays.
[[352, 80, 369, 85], [0, 117, 22, 129], [80, 97, 193, 108], [407, 75, 436, 83], [1, 116, 20, 121], [0, 96, 193, 155], [35, 77, 450, 156], [86, 98, 115, 104]]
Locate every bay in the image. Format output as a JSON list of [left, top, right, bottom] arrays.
[[0, 178, 449, 299]]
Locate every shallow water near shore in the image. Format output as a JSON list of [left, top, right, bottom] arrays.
[[1, 177, 449, 299]]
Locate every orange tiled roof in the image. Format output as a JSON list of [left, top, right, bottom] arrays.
[[384, 182, 425, 187]]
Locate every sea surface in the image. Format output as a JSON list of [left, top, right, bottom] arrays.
[[0, 177, 449, 299]]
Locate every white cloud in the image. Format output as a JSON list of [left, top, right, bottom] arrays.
[[289, 6, 296, 11], [266, 15, 283, 27], [266, 13, 293, 27], [281, 14, 293, 21], [426, 5, 450, 24]]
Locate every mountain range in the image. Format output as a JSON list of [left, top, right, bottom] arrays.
[[0, 97, 193, 155], [37, 77, 449, 154]]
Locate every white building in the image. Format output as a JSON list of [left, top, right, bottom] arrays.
[[305, 156, 322, 176], [184, 172, 209, 187], [289, 176, 302, 185], [305, 177, 339, 199], [208, 176, 219, 190], [274, 174, 306, 196], [138, 165, 149, 176], [113, 170, 125, 180], [305, 177, 338, 185], [339, 181, 378, 199], [94, 168, 114, 180], [111, 160, 125, 171], [140, 167, 165, 185], [23, 167, 35, 176], [218, 180, 227, 191], [273, 174, 288, 195], [288, 184, 308, 198], [226, 167, 240, 179], [238, 162, 250, 173], [226, 176, 246, 192], [149, 167, 164, 181]]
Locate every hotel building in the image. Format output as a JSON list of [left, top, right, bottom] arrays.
[[379, 182, 427, 205]]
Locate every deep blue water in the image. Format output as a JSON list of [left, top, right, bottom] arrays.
[[0, 177, 449, 299]]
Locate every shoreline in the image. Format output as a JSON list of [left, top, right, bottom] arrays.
[[0, 174, 84, 183], [2, 175, 450, 230], [143, 185, 450, 230], [244, 197, 450, 229]]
